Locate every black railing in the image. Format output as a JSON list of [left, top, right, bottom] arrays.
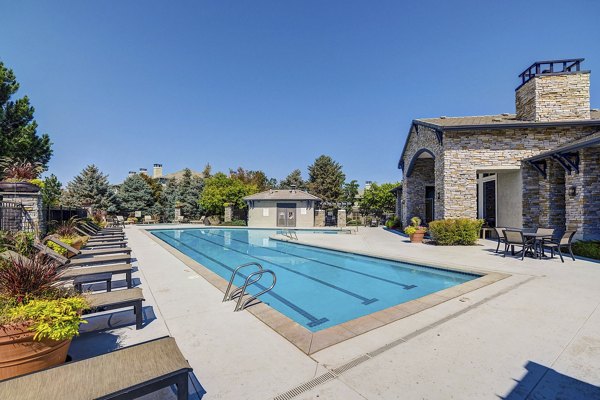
[[44, 206, 87, 231], [518, 58, 584, 87], [0, 201, 36, 234]]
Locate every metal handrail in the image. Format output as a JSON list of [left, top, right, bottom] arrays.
[[222, 262, 263, 302], [234, 269, 277, 311], [282, 229, 298, 240]]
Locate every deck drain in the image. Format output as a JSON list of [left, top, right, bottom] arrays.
[[273, 372, 336, 400], [332, 354, 371, 375], [367, 337, 406, 357]]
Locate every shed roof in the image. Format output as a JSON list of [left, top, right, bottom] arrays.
[[243, 189, 321, 201]]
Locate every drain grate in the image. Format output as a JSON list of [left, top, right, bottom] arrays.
[[332, 354, 371, 375], [273, 372, 336, 400], [367, 337, 406, 358]]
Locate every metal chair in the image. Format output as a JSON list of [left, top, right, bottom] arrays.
[[503, 229, 535, 260], [494, 227, 507, 253], [543, 230, 577, 263]]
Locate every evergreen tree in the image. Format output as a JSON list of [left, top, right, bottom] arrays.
[[117, 174, 155, 215], [0, 62, 52, 169], [342, 180, 359, 210], [41, 174, 62, 206], [61, 165, 117, 211], [202, 163, 212, 179], [176, 168, 204, 219], [160, 178, 179, 221], [307, 155, 346, 206], [279, 169, 306, 189]]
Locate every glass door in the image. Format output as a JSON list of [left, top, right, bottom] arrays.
[[276, 203, 296, 227]]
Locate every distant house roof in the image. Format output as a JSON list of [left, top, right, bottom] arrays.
[[243, 189, 321, 201], [161, 169, 204, 180]]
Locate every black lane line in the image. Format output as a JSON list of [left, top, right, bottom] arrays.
[[207, 230, 416, 290], [153, 232, 329, 327], [184, 231, 378, 305]]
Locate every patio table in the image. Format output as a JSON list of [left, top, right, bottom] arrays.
[[523, 232, 553, 259]]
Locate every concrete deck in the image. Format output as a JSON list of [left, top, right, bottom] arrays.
[[70, 225, 600, 399]]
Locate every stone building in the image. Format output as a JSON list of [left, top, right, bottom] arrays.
[[398, 58, 600, 240], [244, 189, 321, 228]]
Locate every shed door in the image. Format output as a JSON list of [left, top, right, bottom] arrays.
[[277, 203, 296, 227]]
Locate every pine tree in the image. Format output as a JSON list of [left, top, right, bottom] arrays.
[[61, 165, 117, 211], [117, 174, 155, 215], [0, 62, 52, 169], [279, 169, 305, 189], [41, 174, 62, 206], [307, 155, 346, 205], [176, 168, 204, 219], [160, 178, 179, 221]]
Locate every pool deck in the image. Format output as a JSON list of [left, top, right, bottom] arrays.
[[70, 225, 600, 399]]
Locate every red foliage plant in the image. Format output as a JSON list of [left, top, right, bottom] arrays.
[[0, 253, 65, 303], [1, 159, 43, 180]]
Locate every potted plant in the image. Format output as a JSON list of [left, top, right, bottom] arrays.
[[0, 159, 44, 193], [46, 217, 89, 256], [404, 216, 427, 243], [0, 251, 88, 380]]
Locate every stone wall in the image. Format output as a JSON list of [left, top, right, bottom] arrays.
[[0, 191, 45, 234], [401, 125, 443, 225], [314, 210, 325, 227], [538, 159, 566, 231], [337, 209, 346, 227], [442, 126, 597, 222], [516, 72, 590, 121], [581, 147, 600, 240]]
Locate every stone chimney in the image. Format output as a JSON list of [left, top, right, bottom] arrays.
[[153, 163, 163, 178], [139, 168, 148, 175], [515, 58, 590, 122]]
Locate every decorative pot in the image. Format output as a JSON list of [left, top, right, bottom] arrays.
[[0, 181, 40, 193], [409, 229, 426, 243], [0, 323, 71, 380]]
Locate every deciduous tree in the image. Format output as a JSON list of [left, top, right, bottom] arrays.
[[199, 172, 258, 216]]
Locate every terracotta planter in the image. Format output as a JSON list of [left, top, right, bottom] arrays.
[[0, 323, 71, 380], [0, 181, 40, 193], [409, 229, 426, 243]]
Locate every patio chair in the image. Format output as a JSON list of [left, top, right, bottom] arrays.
[[502, 229, 535, 260], [44, 236, 131, 258], [76, 225, 125, 239], [83, 287, 145, 329], [543, 230, 577, 263], [0, 337, 192, 400], [494, 227, 507, 253], [33, 242, 131, 267], [82, 221, 124, 235]]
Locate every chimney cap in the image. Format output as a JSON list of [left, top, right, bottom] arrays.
[[517, 58, 585, 89], [153, 163, 162, 167]]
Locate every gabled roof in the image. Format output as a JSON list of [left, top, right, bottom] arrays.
[[399, 109, 600, 170], [243, 189, 321, 201]]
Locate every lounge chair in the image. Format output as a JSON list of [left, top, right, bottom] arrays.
[[0, 250, 133, 290], [494, 227, 507, 253], [83, 287, 145, 329], [83, 220, 123, 232], [143, 215, 159, 224], [44, 236, 132, 258], [33, 242, 131, 267], [76, 225, 125, 239], [502, 229, 535, 260], [0, 337, 191, 400], [543, 230, 577, 263]]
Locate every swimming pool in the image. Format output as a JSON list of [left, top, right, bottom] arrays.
[[151, 228, 479, 332]]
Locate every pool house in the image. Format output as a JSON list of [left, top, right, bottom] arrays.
[[244, 188, 321, 228], [397, 58, 600, 240]]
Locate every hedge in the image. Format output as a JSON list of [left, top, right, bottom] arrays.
[[572, 241, 600, 260], [428, 218, 484, 246], [219, 219, 247, 226]]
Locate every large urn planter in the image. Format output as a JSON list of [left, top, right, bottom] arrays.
[[0, 323, 71, 380], [0, 181, 41, 193]]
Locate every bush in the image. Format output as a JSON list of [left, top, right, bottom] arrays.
[[347, 219, 361, 226], [385, 216, 402, 230], [219, 219, 246, 226], [428, 218, 484, 246], [572, 241, 600, 260], [46, 235, 88, 256], [0, 231, 35, 255]]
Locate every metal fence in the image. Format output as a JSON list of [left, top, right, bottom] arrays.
[[44, 206, 88, 230], [0, 201, 36, 234]]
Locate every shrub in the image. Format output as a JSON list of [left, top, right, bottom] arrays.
[[428, 218, 484, 246], [572, 241, 600, 260], [347, 219, 361, 226], [0, 231, 35, 255], [0, 159, 43, 180], [46, 235, 88, 256], [385, 216, 402, 230], [404, 216, 426, 235], [6, 297, 88, 341], [51, 217, 80, 237], [219, 219, 246, 226], [0, 253, 64, 302]]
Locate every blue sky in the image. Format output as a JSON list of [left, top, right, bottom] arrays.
[[1, 1, 599, 186]]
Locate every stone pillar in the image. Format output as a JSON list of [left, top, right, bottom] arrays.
[[337, 209, 346, 227], [566, 147, 600, 240], [521, 163, 541, 228], [538, 159, 566, 231], [174, 204, 182, 221], [224, 204, 233, 223], [0, 190, 45, 235], [314, 210, 325, 227]]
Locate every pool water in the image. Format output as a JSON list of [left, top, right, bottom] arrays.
[[152, 228, 478, 332]]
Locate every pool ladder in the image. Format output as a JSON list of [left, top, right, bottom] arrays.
[[223, 262, 277, 311], [282, 229, 298, 240]]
